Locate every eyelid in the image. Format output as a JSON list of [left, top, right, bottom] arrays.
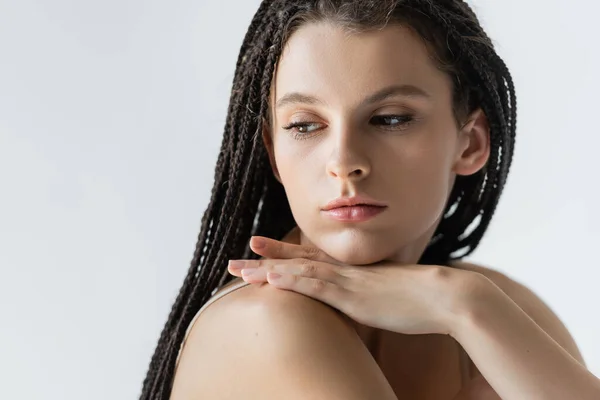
[[281, 112, 326, 130], [283, 112, 417, 126], [373, 104, 419, 115], [279, 103, 419, 122], [282, 121, 322, 128]]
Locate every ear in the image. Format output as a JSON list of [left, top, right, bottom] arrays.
[[261, 117, 282, 183], [453, 108, 491, 176]]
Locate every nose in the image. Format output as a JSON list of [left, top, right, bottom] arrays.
[[325, 126, 371, 182]]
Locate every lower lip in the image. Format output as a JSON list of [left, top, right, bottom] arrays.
[[322, 205, 387, 222]]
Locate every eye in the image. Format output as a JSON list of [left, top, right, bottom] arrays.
[[282, 114, 416, 140], [282, 121, 324, 140], [370, 115, 415, 130]]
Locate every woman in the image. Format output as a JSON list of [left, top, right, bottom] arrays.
[[141, 1, 599, 399]]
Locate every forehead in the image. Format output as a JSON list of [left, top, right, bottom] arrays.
[[271, 22, 452, 109]]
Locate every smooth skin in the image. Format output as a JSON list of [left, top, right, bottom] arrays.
[[171, 279, 399, 400], [226, 235, 596, 399], [170, 22, 596, 399]]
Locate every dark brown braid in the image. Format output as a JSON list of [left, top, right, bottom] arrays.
[[140, 0, 517, 398]]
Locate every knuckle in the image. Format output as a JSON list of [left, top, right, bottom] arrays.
[[304, 246, 320, 259], [300, 262, 318, 277], [309, 279, 327, 294], [256, 259, 272, 271], [341, 266, 362, 280]]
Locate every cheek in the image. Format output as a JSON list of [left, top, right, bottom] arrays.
[[273, 143, 319, 215], [385, 133, 458, 233]]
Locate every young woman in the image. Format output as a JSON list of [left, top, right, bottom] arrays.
[[141, 1, 599, 399]]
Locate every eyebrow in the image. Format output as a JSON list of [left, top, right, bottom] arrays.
[[275, 84, 431, 110]]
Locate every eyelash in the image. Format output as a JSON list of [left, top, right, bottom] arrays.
[[282, 115, 416, 140]]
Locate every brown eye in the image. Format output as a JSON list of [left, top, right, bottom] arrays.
[[371, 115, 414, 129], [282, 121, 324, 139]]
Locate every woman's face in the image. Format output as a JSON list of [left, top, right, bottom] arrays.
[[263, 22, 489, 265]]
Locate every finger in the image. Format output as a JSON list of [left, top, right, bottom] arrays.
[[249, 236, 329, 262], [229, 258, 345, 285], [227, 258, 294, 276], [266, 272, 349, 311]]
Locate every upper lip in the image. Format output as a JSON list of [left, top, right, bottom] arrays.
[[321, 195, 388, 211]]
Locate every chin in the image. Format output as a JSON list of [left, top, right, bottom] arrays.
[[297, 222, 431, 266], [313, 229, 400, 266], [327, 250, 387, 266]]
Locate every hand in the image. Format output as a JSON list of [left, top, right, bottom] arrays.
[[227, 236, 481, 336]]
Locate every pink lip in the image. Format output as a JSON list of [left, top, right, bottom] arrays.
[[321, 195, 387, 211], [322, 205, 386, 222], [321, 195, 388, 222]]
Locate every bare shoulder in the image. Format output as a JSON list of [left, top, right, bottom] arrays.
[[453, 261, 586, 366], [170, 281, 397, 400]]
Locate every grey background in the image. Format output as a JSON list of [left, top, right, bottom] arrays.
[[1, 0, 599, 399]]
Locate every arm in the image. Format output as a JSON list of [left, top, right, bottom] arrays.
[[171, 283, 398, 400], [449, 266, 600, 400]]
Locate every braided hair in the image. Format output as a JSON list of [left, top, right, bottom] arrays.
[[140, 1, 516, 398]]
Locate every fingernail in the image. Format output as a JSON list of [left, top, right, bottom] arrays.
[[252, 237, 266, 249], [241, 268, 257, 277], [228, 260, 245, 269]]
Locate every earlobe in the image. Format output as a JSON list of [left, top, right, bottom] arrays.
[[453, 108, 491, 176], [261, 118, 282, 183]]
